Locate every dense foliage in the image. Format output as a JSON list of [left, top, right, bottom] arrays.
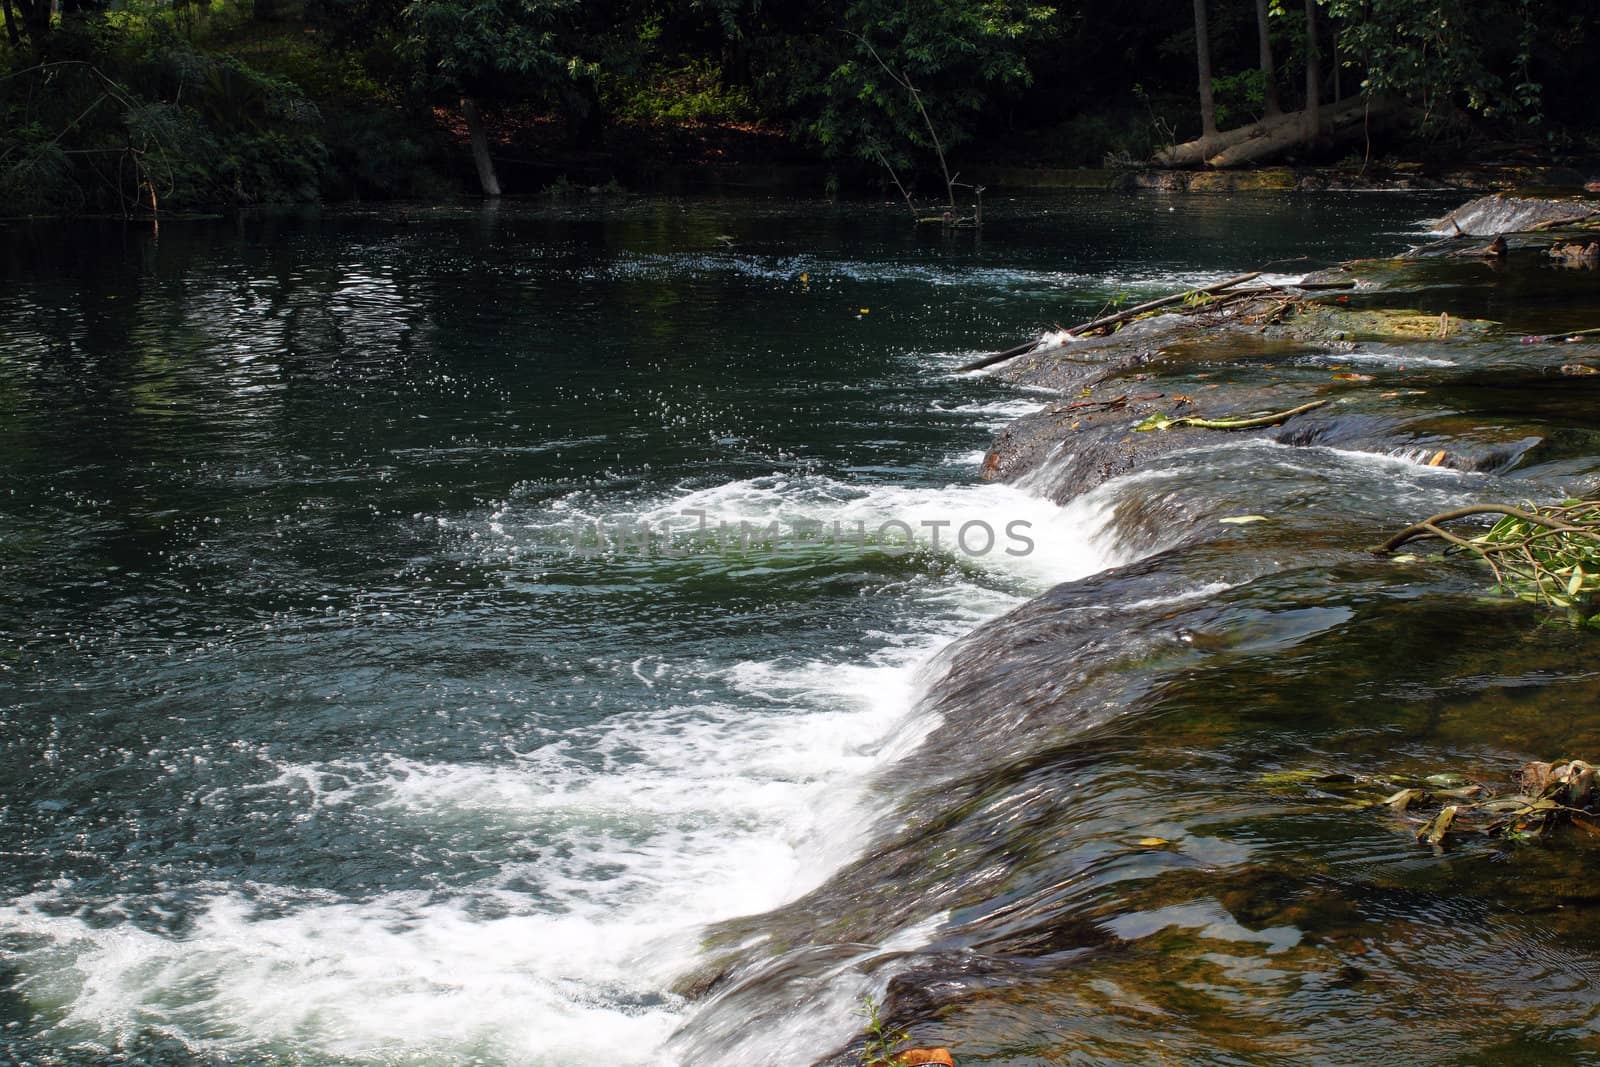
[[2, 0, 1598, 213]]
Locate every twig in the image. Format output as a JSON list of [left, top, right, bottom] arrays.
[[872, 146, 916, 219]]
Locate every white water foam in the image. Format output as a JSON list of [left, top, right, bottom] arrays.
[[938, 398, 1048, 429], [0, 474, 1130, 1066], [1297, 349, 1457, 369]]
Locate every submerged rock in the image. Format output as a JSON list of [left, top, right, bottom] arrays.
[[1549, 240, 1600, 267]]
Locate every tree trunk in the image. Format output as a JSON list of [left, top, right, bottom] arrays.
[[1, 0, 20, 48], [1303, 0, 1321, 140], [12, 0, 49, 46], [1332, 27, 1341, 101], [460, 96, 502, 198], [1193, 0, 1219, 157], [1255, 0, 1281, 115]]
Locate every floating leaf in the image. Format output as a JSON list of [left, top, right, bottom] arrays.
[[1479, 797, 1534, 814], [1259, 769, 1355, 786], [1219, 515, 1268, 525], [1384, 788, 1430, 812], [1424, 773, 1469, 788], [1137, 837, 1171, 847], [1418, 804, 1460, 845]]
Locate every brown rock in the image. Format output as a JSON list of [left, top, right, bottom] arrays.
[[897, 1050, 956, 1067]]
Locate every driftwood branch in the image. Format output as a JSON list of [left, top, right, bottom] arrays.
[[1523, 326, 1600, 343], [955, 271, 1262, 373], [1070, 271, 1263, 335], [1529, 212, 1600, 232], [1135, 398, 1328, 432]]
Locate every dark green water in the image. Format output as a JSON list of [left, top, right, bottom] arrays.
[[7, 192, 1597, 1066]]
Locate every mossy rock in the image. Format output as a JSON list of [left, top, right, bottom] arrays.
[[1278, 305, 1496, 343], [1188, 168, 1298, 193]]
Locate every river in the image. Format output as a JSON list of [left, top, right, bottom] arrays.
[[4, 191, 1599, 1065]]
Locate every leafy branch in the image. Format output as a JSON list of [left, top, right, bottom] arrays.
[[1372, 500, 1600, 614]]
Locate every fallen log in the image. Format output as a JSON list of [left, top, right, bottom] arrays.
[[1153, 96, 1370, 168], [953, 336, 1051, 374], [1154, 121, 1274, 167], [1204, 97, 1375, 168]]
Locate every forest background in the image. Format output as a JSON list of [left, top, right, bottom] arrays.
[[3, 0, 1597, 215]]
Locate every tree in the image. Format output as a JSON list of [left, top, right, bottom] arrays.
[[3, 0, 53, 49], [1192, 0, 1218, 157], [1255, 0, 1282, 115], [401, 0, 595, 196], [808, 0, 1052, 197], [1318, 0, 1542, 128], [1301, 0, 1319, 138]]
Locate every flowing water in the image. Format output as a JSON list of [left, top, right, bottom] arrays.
[[3, 192, 1599, 1066]]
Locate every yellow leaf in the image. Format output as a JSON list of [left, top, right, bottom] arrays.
[[1138, 837, 1170, 847]]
